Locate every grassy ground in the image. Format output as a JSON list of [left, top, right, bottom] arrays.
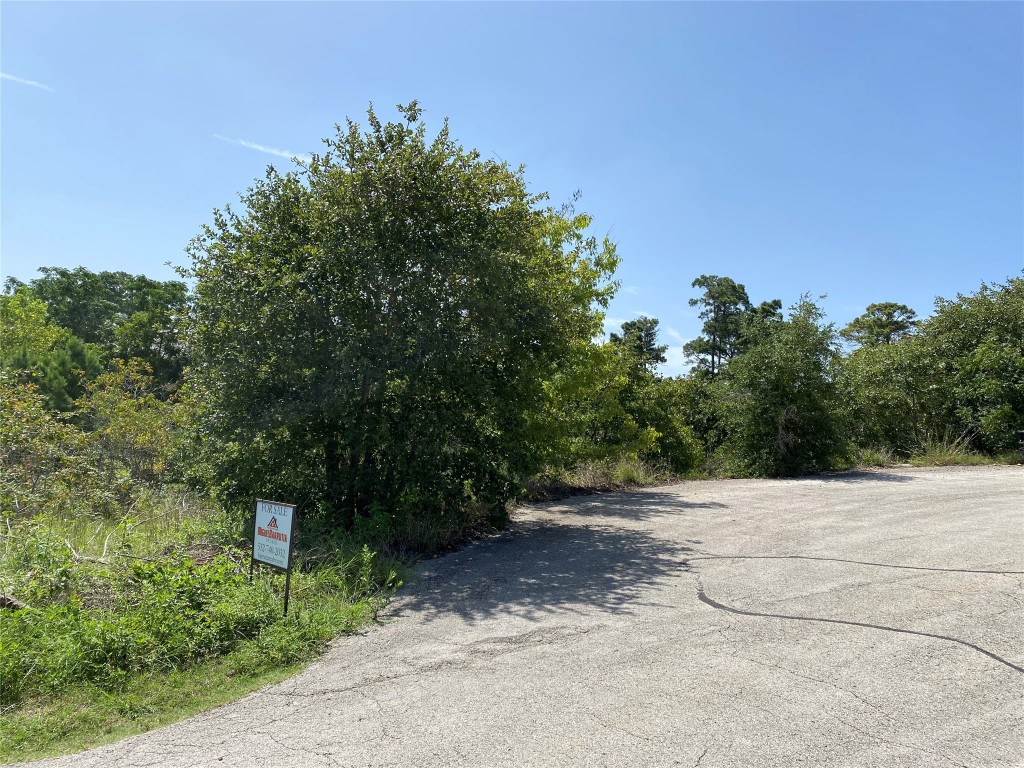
[[857, 443, 1023, 469], [0, 490, 401, 764], [1, 656, 304, 763]]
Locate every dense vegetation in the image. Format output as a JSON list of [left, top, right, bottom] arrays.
[[2, 103, 1021, 759]]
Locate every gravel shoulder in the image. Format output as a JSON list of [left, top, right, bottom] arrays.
[[20, 466, 1024, 768]]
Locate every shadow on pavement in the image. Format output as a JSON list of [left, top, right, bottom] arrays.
[[534, 489, 728, 522], [797, 471, 916, 484], [395, 519, 692, 622]]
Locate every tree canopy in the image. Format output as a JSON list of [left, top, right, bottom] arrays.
[[185, 103, 618, 532], [610, 316, 668, 375], [8, 267, 188, 389], [841, 302, 917, 347], [683, 275, 751, 375]]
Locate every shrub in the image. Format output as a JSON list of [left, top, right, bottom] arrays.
[[717, 297, 852, 476]]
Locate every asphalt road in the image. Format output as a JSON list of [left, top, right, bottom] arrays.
[[23, 466, 1024, 767]]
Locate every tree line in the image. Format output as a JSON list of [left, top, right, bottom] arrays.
[[2, 103, 1021, 550]]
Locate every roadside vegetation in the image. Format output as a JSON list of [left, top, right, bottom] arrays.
[[2, 102, 1021, 760]]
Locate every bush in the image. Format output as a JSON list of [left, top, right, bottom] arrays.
[[716, 297, 852, 476], [0, 510, 398, 709], [844, 276, 1024, 457]]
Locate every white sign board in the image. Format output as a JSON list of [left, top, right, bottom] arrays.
[[253, 499, 295, 571]]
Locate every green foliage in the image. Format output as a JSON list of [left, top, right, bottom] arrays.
[[609, 316, 667, 373], [671, 371, 725, 459], [537, 317, 700, 477], [19, 267, 189, 389], [0, 657, 298, 762], [536, 341, 657, 467], [523, 456, 670, 500], [920, 277, 1024, 453], [844, 276, 1023, 455], [0, 366, 182, 521], [909, 430, 991, 467], [716, 296, 852, 476], [0, 287, 71, 358], [595, 318, 701, 473], [856, 446, 899, 468], [184, 103, 617, 539], [683, 275, 751, 375], [842, 335, 935, 454], [0, 287, 104, 412], [841, 302, 917, 348], [683, 276, 783, 376], [7, 335, 105, 412], [0, 375, 91, 517], [642, 377, 706, 473], [77, 360, 183, 483], [0, 512, 397, 710]]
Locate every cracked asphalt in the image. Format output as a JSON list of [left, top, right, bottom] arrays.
[[20, 466, 1024, 768]]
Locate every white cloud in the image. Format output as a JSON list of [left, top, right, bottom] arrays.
[[663, 325, 686, 344], [621, 285, 640, 295], [660, 345, 691, 377], [214, 134, 312, 165], [1, 72, 55, 92], [631, 310, 655, 318]]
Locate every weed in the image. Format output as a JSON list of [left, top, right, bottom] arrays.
[[523, 457, 672, 501], [0, 494, 400, 761], [857, 446, 901, 467], [910, 429, 994, 466]]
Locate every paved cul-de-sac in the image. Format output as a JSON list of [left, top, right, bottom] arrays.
[[24, 466, 1024, 768]]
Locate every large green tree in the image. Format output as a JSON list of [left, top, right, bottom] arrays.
[[184, 103, 618, 535], [609, 316, 667, 375], [0, 287, 103, 411], [683, 275, 751, 375], [922, 277, 1023, 452], [606, 318, 700, 472], [841, 302, 917, 347], [683, 275, 784, 376], [536, 341, 659, 467], [717, 296, 850, 475]]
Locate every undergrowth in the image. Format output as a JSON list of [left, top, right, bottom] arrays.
[[522, 457, 676, 501], [0, 489, 400, 762]]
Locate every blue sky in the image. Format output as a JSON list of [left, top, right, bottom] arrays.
[[2, 2, 1021, 374]]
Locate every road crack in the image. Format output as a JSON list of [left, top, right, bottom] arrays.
[[696, 581, 1024, 675], [687, 553, 1024, 575]]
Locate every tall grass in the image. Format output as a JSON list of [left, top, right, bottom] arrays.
[[523, 457, 672, 501], [0, 488, 400, 762], [909, 429, 992, 467]]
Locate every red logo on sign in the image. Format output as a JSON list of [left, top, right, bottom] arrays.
[[268, 516, 279, 529]]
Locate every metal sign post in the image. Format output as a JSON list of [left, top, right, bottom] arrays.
[[251, 498, 297, 616]]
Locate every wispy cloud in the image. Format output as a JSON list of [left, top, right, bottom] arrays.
[[602, 315, 627, 330], [631, 310, 656, 318], [663, 325, 686, 344], [214, 134, 311, 164], [621, 285, 640, 295], [1, 72, 55, 92]]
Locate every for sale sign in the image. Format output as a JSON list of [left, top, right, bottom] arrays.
[[253, 499, 295, 571]]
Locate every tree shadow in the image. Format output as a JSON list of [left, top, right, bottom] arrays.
[[529, 489, 728, 523], [392, 519, 693, 623], [796, 470, 916, 484]]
